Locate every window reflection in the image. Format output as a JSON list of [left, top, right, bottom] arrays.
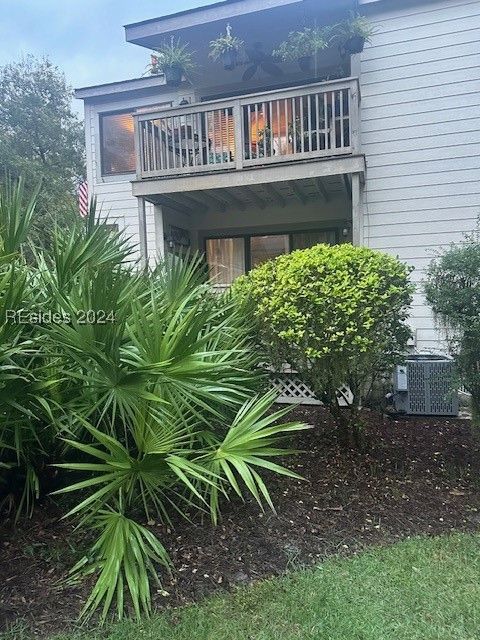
[[206, 238, 245, 286], [250, 235, 289, 268], [100, 111, 136, 175]]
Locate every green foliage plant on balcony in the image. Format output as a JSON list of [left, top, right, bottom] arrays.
[[273, 27, 328, 71], [209, 25, 244, 70], [150, 38, 196, 86], [330, 12, 378, 54], [233, 244, 413, 447]]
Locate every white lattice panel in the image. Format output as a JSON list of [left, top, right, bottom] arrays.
[[271, 373, 322, 405]]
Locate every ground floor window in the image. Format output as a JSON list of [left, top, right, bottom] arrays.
[[205, 229, 337, 285], [205, 237, 246, 286]]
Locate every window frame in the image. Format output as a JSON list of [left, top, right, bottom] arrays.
[[99, 108, 137, 177], [204, 227, 340, 280]]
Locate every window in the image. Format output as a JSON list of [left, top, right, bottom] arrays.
[[291, 230, 337, 250], [100, 111, 136, 175], [205, 230, 337, 286], [206, 237, 246, 286], [250, 235, 289, 268]]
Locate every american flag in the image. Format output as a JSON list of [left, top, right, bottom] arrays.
[[77, 180, 89, 217]]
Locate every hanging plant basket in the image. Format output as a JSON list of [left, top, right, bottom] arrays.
[[164, 65, 183, 86], [221, 49, 238, 71], [298, 55, 313, 72], [209, 26, 244, 72], [343, 35, 366, 55]]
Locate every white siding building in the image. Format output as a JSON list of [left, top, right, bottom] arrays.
[[360, 0, 480, 350], [76, 0, 480, 352]]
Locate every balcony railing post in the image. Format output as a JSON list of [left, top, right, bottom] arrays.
[[349, 80, 360, 155], [135, 78, 361, 179], [133, 115, 143, 178], [232, 100, 244, 171]]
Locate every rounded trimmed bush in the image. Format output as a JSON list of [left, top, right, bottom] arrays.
[[234, 243, 414, 443]]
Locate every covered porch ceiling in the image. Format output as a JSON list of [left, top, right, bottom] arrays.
[[124, 0, 356, 96], [144, 174, 352, 216], [125, 0, 355, 50]]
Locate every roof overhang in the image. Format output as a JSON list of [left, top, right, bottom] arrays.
[[125, 0, 354, 49], [74, 74, 169, 101]]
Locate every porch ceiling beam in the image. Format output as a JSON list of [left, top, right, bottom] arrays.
[[289, 181, 308, 206], [187, 191, 226, 213], [205, 190, 232, 213], [218, 189, 247, 211], [174, 193, 208, 214], [132, 155, 366, 199], [243, 186, 266, 210], [263, 184, 286, 208], [343, 174, 352, 199], [155, 195, 194, 216], [314, 177, 330, 202]]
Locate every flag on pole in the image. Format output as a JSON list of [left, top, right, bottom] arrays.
[[77, 180, 89, 217]]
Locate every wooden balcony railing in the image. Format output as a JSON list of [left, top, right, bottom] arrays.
[[134, 77, 360, 180]]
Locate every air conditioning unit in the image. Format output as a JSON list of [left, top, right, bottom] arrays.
[[393, 354, 459, 416]]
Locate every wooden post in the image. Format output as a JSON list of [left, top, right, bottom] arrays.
[[232, 100, 244, 171], [351, 173, 364, 246], [133, 115, 143, 179], [137, 197, 148, 266], [349, 79, 361, 155], [154, 204, 165, 261]]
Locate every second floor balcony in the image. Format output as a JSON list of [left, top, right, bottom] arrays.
[[134, 77, 360, 182]]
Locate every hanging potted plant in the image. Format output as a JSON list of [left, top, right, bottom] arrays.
[[150, 38, 196, 86], [332, 12, 377, 55], [273, 27, 328, 72], [209, 24, 244, 71]]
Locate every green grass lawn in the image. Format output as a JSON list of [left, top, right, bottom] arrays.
[[6, 533, 480, 640]]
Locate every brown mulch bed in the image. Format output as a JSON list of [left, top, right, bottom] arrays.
[[2, 407, 480, 636]]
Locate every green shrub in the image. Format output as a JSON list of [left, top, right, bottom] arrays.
[[425, 229, 480, 424], [233, 244, 413, 444], [0, 180, 308, 622]]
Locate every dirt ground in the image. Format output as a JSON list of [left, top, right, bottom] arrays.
[[2, 407, 480, 636]]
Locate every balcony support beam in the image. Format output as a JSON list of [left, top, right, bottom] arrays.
[[216, 189, 247, 211], [289, 181, 308, 206], [243, 187, 266, 210], [132, 155, 366, 200], [263, 184, 286, 208], [205, 190, 231, 212], [174, 193, 208, 214], [352, 173, 364, 247], [155, 195, 194, 216], [137, 197, 148, 266], [314, 177, 330, 202], [185, 191, 225, 213]]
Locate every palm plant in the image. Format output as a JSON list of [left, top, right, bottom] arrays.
[[0, 179, 60, 519], [0, 179, 309, 621], [47, 250, 307, 621], [0, 188, 305, 622]]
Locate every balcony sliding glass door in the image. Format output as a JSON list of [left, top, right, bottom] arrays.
[[206, 230, 337, 286], [205, 238, 246, 286]]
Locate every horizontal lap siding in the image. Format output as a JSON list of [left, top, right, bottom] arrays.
[[360, 0, 480, 351], [84, 102, 157, 262]]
